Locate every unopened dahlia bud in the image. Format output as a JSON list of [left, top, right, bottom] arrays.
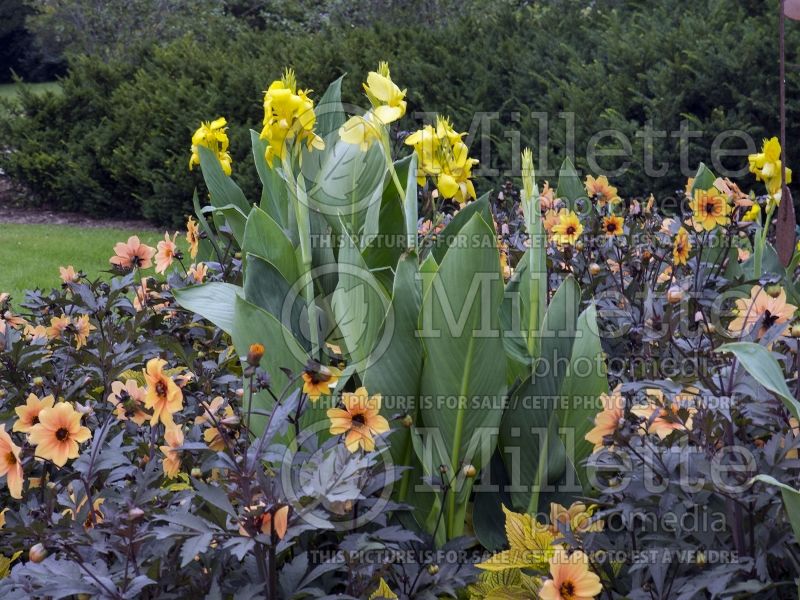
[[29, 543, 47, 563], [247, 343, 265, 366]]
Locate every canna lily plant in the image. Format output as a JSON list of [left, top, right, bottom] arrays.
[[175, 64, 608, 545]]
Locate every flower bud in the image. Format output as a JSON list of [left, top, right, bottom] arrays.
[[765, 284, 782, 298], [247, 343, 265, 367], [235, 388, 244, 398], [33, 376, 44, 387], [29, 543, 47, 563], [427, 564, 439, 575], [667, 286, 683, 304], [462, 464, 477, 478], [401, 414, 414, 428], [128, 507, 145, 521], [191, 467, 203, 479], [588, 263, 601, 276], [791, 324, 800, 338]]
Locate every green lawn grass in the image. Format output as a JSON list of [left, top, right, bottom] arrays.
[[1, 224, 161, 302]]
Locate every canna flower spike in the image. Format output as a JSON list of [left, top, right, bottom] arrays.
[[189, 117, 233, 176], [363, 61, 407, 125], [749, 137, 792, 198], [405, 116, 478, 205], [261, 68, 324, 167]]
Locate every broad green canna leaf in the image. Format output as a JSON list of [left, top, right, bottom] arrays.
[[173, 282, 244, 335], [417, 213, 507, 538], [555, 157, 584, 209], [243, 206, 299, 285], [717, 342, 800, 419]]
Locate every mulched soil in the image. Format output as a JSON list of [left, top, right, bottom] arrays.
[[0, 177, 155, 230]]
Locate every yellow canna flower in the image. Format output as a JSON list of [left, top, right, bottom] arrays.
[[405, 116, 478, 205], [742, 203, 761, 223], [749, 137, 792, 197], [261, 68, 324, 167], [339, 113, 383, 151], [189, 117, 232, 176], [363, 61, 407, 125]]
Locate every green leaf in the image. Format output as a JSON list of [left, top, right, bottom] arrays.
[[314, 75, 346, 139], [243, 206, 299, 285], [203, 203, 247, 247], [192, 189, 223, 262], [717, 342, 800, 419], [243, 254, 307, 349], [689, 162, 716, 196], [555, 158, 584, 209], [330, 231, 389, 374], [751, 475, 800, 543], [362, 252, 424, 496], [431, 193, 492, 263], [198, 145, 250, 215], [741, 242, 783, 279], [250, 129, 289, 228], [300, 136, 386, 237], [500, 276, 583, 511], [231, 296, 307, 433], [362, 155, 413, 288], [473, 451, 514, 552], [420, 253, 438, 296], [417, 213, 507, 537], [173, 283, 244, 335], [559, 302, 608, 477]]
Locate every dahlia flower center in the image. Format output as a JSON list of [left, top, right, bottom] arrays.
[[56, 427, 70, 441], [560, 581, 576, 600]]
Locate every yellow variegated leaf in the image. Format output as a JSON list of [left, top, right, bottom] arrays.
[[475, 550, 534, 572], [501, 505, 533, 551], [0, 551, 23, 579], [368, 578, 398, 600], [119, 369, 146, 386], [468, 569, 542, 600]]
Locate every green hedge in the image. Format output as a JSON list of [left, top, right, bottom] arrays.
[[1, 0, 797, 226]]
